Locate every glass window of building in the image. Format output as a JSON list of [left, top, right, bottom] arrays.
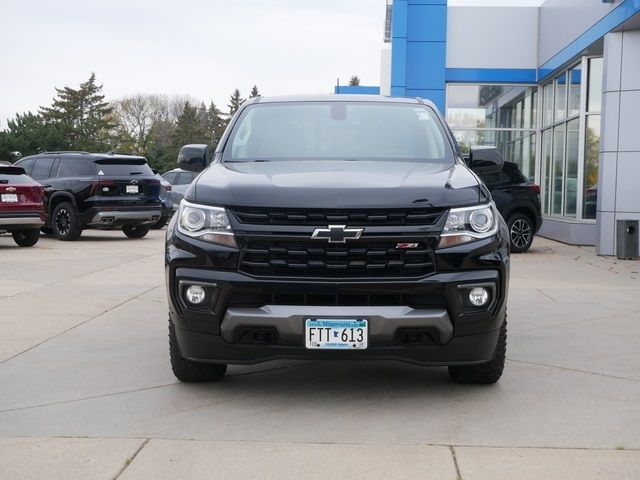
[[540, 56, 602, 221], [554, 73, 567, 123], [446, 84, 538, 181]]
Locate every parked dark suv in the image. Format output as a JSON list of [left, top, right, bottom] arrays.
[[16, 152, 162, 240], [478, 162, 542, 253], [166, 96, 511, 385]]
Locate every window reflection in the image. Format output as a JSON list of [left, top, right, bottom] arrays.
[[446, 85, 537, 129], [584, 115, 600, 219], [554, 73, 567, 123], [552, 126, 565, 215], [543, 84, 554, 127], [446, 84, 538, 182], [568, 66, 582, 118], [587, 58, 603, 113], [542, 130, 553, 213], [565, 119, 580, 217]]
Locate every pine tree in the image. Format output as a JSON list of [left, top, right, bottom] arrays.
[[250, 85, 260, 98], [0, 112, 67, 159], [40, 73, 114, 151], [228, 89, 245, 116], [171, 101, 209, 148], [206, 102, 227, 147], [349, 75, 361, 86]]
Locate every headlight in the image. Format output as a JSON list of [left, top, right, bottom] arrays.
[[438, 203, 498, 248], [177, 200, 236, 247]]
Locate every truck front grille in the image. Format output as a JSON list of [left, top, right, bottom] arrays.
[[227, 292, 446, 308], [238, 239, 436, 278], [230, 207, 444, 226]]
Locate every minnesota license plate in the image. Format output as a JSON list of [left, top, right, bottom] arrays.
[[126, 185, 139, 194], [305, 319, 368, 350], [1, 193, 18, 203]]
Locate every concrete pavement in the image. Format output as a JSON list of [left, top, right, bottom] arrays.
[[0, 230, 639, 479]]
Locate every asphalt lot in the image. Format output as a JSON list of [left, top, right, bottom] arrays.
[[1, 230, 639, 479]]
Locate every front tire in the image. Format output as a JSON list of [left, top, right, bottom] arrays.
[[169, 320, 227, 382], [507, 213, 534, 253], [12, 229, 40, 247], [52, 202, 82, 241], [448, 319, 507, 384], [122, 224, 150, 239]]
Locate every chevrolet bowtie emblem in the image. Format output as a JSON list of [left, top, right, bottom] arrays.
[[311, 225, 364, 243]]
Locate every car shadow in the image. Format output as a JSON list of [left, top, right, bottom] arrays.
[[174, 360, 494, 407]]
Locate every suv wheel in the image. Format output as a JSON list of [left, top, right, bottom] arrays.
[[169, 320, 227, 382], [507, 213, 534, 253], [52, 202, 82, 241], [448, 319, 507, 384], [122, 224, 150, 239], [12, 229, 40, 247]]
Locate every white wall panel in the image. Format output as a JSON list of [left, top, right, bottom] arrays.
[[446, 6, 538, 69]]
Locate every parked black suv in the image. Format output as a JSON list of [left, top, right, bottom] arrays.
[[478, 162, 542, 253], [16, 152, 162, 240], [166, 96, 510, 384]]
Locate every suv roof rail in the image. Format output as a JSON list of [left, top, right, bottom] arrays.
[[41, 151, 91, 155]]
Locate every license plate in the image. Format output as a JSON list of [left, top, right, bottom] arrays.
[[305, 319, 368, 350], [1, 193, 18, 203], [126, 185, 139, 194]]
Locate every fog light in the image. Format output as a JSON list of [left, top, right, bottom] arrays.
[[185, 285, 206, 304], [469, 287, 489, 307]]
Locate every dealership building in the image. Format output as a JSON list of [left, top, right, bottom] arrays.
[[339, 0, 640, 255]]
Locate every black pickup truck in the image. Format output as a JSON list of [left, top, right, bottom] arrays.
[[165, 95, 510, 384]]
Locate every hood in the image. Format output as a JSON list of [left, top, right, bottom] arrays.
[[189, 160, 484, 209]]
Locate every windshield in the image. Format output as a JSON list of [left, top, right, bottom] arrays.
[[223, 102, 453, 164]]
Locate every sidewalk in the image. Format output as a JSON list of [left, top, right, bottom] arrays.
[[1, 437, 639, 480]]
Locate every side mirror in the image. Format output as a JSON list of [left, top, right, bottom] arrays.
[[469, 146, 503, 174], [177, 144, 209, 172]]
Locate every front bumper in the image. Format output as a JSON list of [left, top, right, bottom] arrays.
[[168, 256, 508, 365], [174, 322, 501, 366]]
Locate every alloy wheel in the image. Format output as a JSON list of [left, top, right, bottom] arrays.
[[55, 208, 71, 236], [510, 218, 532, 249]]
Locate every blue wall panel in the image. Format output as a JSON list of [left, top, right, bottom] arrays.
[[390, 0, 447, 113], [406, 42, 447, 90], [407, 5, 447, 42]]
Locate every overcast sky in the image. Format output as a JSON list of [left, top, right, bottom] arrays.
[[0, 0, 544, 128]]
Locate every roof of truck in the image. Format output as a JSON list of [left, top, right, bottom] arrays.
[[249, 94, 436, 108]]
